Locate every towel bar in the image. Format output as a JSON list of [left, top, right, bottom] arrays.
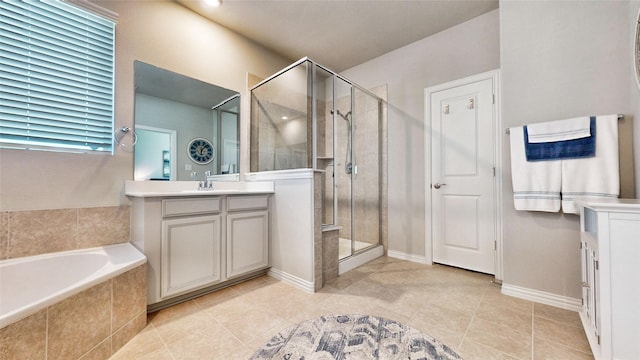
[[505, 114, 624, 134]]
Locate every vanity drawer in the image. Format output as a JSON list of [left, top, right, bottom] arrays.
[[227, 195, 268, 212], [163, 197, 221, 217]]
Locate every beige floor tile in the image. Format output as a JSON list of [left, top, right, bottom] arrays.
[[110, 324, 166, 360], [367, 304, 412, 325], [408, 318, 466, 351], [411, 302, 474, 334], [165, 331, 244, 359], [229, 275, 279, 294], [147, 300, 201, 327], [138, 348, 174, 360], [152, 308, 223, 345], [226, 345, 257, 360], [322, 268, 368, 290], [475, 301, 533, 334], [533, 338, 594, 360], [482, 286, 534, 314], [465, 317, 532, 359], [192, 285, 242, 309], [113, 257, 595, 360], [534, 317, 591, 354], [534, 303, 583, 328], [458, 339, 520, 360]]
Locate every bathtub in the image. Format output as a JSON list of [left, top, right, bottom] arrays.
[[0, 242, 146, 329]]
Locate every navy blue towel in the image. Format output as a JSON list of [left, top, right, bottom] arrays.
[[524, 116, 596, 161]]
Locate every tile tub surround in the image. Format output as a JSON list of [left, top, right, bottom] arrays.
[[0, 264, 147, 360], [113, 257, 593, 359], [0, 206, 130, 260]]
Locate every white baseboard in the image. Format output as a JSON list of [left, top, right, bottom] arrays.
[[267, 267, 315, 293], [387, 250, 431, 265], [501, 283, 581, 312], [339, 245, 384, 274]]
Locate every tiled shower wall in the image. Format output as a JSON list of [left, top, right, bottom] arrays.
[[0, 206, 130, 260]]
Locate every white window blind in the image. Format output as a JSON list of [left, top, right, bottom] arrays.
[[0, 0, 116, 153]]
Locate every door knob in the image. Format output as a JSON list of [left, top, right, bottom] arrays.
[[433, 183, 447, 189]]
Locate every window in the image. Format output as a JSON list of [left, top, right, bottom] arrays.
[[0, 0, 116, 154]]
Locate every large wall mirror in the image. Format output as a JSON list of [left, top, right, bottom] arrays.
[[133, 61, 240, 181]]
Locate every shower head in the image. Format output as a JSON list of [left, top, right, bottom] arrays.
[[331, 109, 352, 122]]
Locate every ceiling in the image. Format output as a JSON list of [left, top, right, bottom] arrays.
[[176, 0, 499, 72]]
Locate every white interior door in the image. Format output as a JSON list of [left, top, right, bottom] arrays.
[[430, 78, 495, 274]]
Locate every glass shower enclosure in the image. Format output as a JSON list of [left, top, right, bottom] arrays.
[[250, 58, 384, 261]]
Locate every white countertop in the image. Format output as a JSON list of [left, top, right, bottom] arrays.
[[575, 198, 640, 212], [124, 180, 274, 198]]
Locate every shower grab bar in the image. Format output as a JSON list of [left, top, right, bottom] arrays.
[[504, 114, 624, 134]]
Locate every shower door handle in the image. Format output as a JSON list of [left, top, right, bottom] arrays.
[[433, 183, 446, 189]]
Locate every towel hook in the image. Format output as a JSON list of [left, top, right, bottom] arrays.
[[467, 98, 474, 110], [114, 126, 138, 149]]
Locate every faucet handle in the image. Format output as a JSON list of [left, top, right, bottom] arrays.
[[198, 181, 204, 190]]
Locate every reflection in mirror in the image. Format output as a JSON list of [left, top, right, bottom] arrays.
[[133, 61, 240, 181]]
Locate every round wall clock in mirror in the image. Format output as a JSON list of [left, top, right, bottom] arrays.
[[187, 138, 215, 164], [635, 8, 640, 89]]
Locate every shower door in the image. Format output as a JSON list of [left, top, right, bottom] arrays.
[[350, 87, 381, 256], [334, 80, 381, 259], [317, 68, 382, 260]]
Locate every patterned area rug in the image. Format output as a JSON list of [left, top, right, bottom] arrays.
[[250, 314, 462, 360]]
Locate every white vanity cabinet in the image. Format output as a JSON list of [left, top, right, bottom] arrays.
[[577, 199, 640, 360], [128, 186, 273, 310]]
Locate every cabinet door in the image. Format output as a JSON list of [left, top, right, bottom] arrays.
[[161, 215, 221, 298], [226, 211, 269, 279]]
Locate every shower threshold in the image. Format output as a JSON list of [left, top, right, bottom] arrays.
[[339, 238, 372, 260], [338, 241, 383, 275]]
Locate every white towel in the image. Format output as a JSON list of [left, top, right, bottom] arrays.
[[509, 126, 562, 212], [526, 116, 591, 143], [561, 114, 619, 214]]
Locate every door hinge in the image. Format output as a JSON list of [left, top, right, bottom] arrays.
[[494, 240, 497, 251], [492, 167, 496, 177], [492, 94, 495, 104], [595, 260, 599, 270]]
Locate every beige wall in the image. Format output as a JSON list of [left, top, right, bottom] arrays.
[[341, 10, 501, 257], [343, 1, 637, 301], [631, 0, 640, 192], [500, 1, 633, 298], [0, 1, 291, 211]]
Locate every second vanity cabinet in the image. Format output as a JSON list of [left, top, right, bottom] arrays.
[[577, 199, 640, 360], [129, 192, 271, 310]]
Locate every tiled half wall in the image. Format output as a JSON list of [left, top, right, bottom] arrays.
[[0, 264, 147, 359]]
